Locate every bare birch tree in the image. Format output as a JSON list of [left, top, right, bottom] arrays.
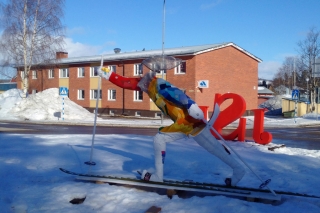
[[0, 0, 65, 97], [297, 27, 320, 111]]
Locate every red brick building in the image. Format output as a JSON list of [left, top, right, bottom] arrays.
[[16, 42, 261, 117]]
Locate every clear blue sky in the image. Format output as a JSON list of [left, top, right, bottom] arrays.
[[63, 0, 320, 80]]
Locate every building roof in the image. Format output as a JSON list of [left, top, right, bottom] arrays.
[[56, 42, 262, 65], [258, 86, 274, 94]]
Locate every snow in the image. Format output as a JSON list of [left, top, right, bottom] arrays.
[[1, 88, 320, 213]]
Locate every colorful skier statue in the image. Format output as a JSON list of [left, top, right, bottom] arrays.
[[99, 56, 245, 186]]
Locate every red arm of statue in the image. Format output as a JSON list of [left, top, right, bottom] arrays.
[[109, 72, 141, 91]]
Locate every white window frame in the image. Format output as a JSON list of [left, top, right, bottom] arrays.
[[48, 69, 54, 78], [90, 66, 99, 77], [108, 89, 116, 101], [90, 89, 102, 100], [20, 71, 25, 79], [134, 63, 142, 76], [108, 65, 116, 73], [32, 70, 37, 79], [174, 61, 186, 74], [135, 111, 141, 117], [149, 64, 166, 74], [134, 90, 143, 101], [78, 67, 85, 77], [59, 68, 69, 78], [155, 112, 162, 118], [77, 89, 85, 100]]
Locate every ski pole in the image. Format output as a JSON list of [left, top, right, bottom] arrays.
[[204, 119, 277, 197], [85, 55, 104, 170]]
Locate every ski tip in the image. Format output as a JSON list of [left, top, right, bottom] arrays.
[[137, 171, 142, 175]]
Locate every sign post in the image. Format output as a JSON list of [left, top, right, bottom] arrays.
[[292, 89, 299, 123], [317, 87, 320, 121], [59, 87, 68, 121]]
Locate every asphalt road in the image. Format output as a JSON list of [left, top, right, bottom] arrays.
[[0, 121, 319, 150]]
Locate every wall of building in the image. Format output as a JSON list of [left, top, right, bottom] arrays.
[[194, 46, 258, 113]]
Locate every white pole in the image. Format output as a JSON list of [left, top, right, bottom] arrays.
[[62, 97, 64, 121], [161, 0, 166, 125], [294, 58, 297, 123], [85, 56, 104, 169]]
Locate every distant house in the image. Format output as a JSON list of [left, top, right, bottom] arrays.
[[257, 86, 274, 105], [0, 80, 17, 94]]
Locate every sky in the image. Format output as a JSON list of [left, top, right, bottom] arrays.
[[62, 0, 320, 80], [1, 88, 320, 212]]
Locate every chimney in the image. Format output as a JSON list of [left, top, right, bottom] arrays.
[[56, 52, 68, 59], [114, 48, 121, 54]]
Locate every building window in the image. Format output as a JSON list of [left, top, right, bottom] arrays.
[[32, 70, 37, 79], [108, 89, 116, 100], [32, 89, 37, 94], [78, 67, 85, 77], [135, 111, 141, 116], [59, 68, 69, 78], [155, 112, 162, 118], [78, 89, 85, 100], [48, 69, 54, 78], [108, 65, 116, 73], [90, 89, 102, 99], [134, 90, 143, 101], [175, 61, 186, 74], [134, 63, 142, 76], [90, 66, 99, 77]]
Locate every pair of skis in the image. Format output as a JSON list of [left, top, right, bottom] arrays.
[[59, 168, 281, 201]]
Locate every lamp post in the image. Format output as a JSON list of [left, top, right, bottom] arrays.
[[306, 77, 309, 113]]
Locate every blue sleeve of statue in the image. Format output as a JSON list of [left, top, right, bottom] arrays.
[[157, 79, 195, 109]]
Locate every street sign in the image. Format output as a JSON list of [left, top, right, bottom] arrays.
[[59, 87, 68, 96], [198, 80, 209, 88], [292, 89, 299, 100]]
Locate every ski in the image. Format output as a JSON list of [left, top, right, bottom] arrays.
[[59, 168, 281, 201]]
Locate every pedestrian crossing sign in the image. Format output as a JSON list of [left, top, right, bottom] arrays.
[[59, 87, 68, 96], [292, 89, 299, 100]]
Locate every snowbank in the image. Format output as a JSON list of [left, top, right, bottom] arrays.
[[0, 88, 96, 121]]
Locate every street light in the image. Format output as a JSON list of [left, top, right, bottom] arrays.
[[306, 77, 309, 113]]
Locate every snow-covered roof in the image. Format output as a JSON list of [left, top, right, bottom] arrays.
[[56, 42, 262, 65], [257, 86, 274, 94]]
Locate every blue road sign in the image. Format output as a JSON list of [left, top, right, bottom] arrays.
[[292, 89, 299, 100], [59, 87, 68, 96]]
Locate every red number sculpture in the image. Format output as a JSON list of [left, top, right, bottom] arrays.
[[211, 93, 246, 142]]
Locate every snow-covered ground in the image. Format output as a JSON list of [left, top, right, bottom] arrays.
[[1, 89, 320, 213]]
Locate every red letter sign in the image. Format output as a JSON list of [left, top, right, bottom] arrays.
[[211, 93, 246, 141], [252, 109, 272, 144]]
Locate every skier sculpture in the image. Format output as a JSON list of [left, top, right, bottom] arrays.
[[99, 56, 245, 186]]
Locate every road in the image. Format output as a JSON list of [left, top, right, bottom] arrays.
[[0, 121, 319, 150]]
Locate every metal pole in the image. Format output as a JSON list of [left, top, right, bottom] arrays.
[[293, 57, 297, 123], [85, 56, 104, 168], [160, 0, 166, 125], [317, 87, 320, 120], [294, 100, 297, 123], [62, 97, 64, 121], [306, 77, 309, 114]]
